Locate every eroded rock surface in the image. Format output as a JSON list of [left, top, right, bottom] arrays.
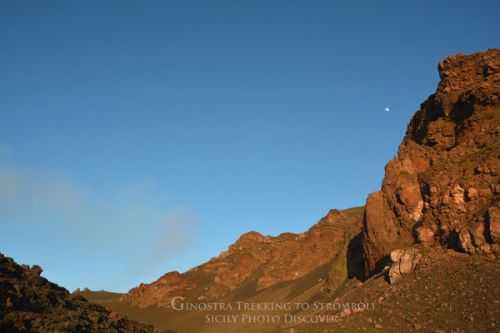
[[362, 49, 500, 276]]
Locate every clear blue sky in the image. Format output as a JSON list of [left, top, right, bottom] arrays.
[[1, 1, 499, 292]]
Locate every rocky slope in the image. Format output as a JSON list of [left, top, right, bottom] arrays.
[[121, 207, 364, 308], [14, 48, 499, 333], [0, 253, 161, 333], [93, 49, 500, 333], [77, 208, 365, 332], [286, 248, 500, 333], [361, 48, 500, 275]]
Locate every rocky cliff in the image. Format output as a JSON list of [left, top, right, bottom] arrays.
[[362, 48, 500, 275], [0, 253, 160, 333]]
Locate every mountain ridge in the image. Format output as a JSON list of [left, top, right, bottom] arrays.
[[120, 207, 364, 308], [2, 48, 499, 333]]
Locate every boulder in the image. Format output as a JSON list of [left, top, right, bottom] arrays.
[[458, 229, 475, 254], [488, 207, 500, 243], [387, 248, 422, 284]]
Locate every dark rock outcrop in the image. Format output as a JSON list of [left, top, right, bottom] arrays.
[[0, 253, 158, 333], [362, 49, 500, 276]]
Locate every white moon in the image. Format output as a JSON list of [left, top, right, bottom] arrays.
[[385, 107, 390, 112]]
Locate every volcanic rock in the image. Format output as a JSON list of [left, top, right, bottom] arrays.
[[121, 207, 364, 308], [362, 49, 500, 276], [0, 253, 159, 333], [387, 248, 423, 284], [416, 226, 435, 244], [488, 206, 500, 242]]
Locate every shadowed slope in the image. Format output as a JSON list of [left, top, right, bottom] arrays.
[[0, 253, 164, 333]]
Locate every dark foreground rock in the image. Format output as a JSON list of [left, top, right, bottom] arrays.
[[0, 253, 161, 333]]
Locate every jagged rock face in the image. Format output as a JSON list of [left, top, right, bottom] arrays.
[[362, 49, 500, 276], [121, 208, 363, 308], [0, 253, 157, 333]]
